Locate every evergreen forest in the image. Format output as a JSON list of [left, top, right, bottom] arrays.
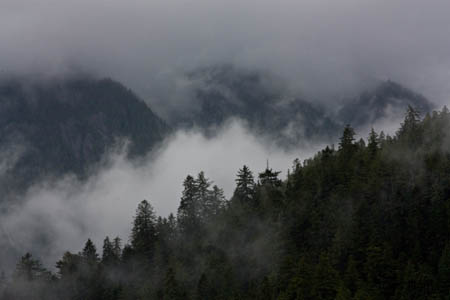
[[2, 106, 450, 300]]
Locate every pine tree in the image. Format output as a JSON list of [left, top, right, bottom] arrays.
[[178, 175, 200, 233], [113, 237, 122, 259], [82, 239, 99, 264], [13, 253, 51, 281], [258, 167, 282, 187], [397, 105, 422, 147], [338, 124, 356, 152], [102, 236, 119, 266], [368, 128, 379, 156], [203, 185, 226, 218], [195, 171, 214, 219], [131, 200, 157, 259], [233, 165, 255, 205], [56, 251, 82, 278]]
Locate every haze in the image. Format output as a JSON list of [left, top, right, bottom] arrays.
[[1, 0, 450, 105]]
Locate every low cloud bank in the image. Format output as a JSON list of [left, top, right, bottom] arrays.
[[0, 121, 320, 271]]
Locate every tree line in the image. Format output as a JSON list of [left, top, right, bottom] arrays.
[[1, 106, 450, 299]]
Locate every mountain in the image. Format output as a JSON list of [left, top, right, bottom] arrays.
[[338, 80, 434, 127], [168, 65, 434, 146], [0, 68, 435, 195], [170, 65, 341, 146], [0, 77, 170, 194], [4, 107, 450, 300]]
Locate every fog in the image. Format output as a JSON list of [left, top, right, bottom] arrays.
[[0, 120, 320, 270], [1, 0, 450, 105], [1, 0, 449, 272]]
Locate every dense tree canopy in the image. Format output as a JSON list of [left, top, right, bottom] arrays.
[[2, 107, 450, 299]]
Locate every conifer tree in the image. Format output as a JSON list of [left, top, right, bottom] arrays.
[[397, 105, 422, 147], [368, 128, 379, 156], [195, 171, 213, 219], [233, 165, 255, 204], [258, 167, 282, 187], [178, 175, 200, 233], [13, 253, 51, 281], [131, 200, 157, 259], [56, 251, 82, 279], [178, 175, 197, 219], [82, 239, 99, 264], [338, 124, 356, 152], [113, 236, 122, 259], [102, 236, 118, 266]]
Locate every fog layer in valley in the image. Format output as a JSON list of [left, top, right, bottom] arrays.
[[0, 120, 322, 270]]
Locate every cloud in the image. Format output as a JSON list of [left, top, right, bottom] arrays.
[[1, 0, 449, 272], [0, 120, 319, 271], [0, 0, 449, 104]]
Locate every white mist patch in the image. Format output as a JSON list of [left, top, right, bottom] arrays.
[[0, 121, 320, 269]]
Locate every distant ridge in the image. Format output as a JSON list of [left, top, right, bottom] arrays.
[[0, 77, 170, 194]]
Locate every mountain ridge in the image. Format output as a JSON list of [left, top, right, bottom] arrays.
[[0, 77, 170, 195]]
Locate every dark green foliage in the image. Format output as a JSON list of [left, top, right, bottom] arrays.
[[82, 239, 99, 263], [102, 236, 121, 266], [131, 200, 157, 260], [4, 107, 450, 300], [233, 165, 256, 206]]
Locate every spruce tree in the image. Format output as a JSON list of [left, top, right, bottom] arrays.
[[102, 236, 118, 266], [131, 200, 157, 259], [178, 175, 200, 234], [233, 165, 255, 205], [258, 167, 282, 187], [13, 253, 52, 282], [82, 239, 99, 264], [368, 128, 379, 156], [113, 237, 122, 260], [338, 124, 356, 152]]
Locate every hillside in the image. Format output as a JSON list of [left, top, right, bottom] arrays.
[[0, 77, 170, 194], [168, 65, 434, 146], [2, 106, 450, 299]]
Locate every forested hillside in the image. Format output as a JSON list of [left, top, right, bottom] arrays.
[[2, 106, 450, 299], [0, 77, 169, 195]]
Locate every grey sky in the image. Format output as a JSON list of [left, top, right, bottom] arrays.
[[1, 0, 450, 105]]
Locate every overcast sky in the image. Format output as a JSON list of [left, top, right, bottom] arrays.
[[1, 0, 450, 105]]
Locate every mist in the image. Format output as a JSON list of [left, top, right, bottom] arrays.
[[0, 120, 320, 270], [0, 0, 448, 273], [1, 0, 450, 106]]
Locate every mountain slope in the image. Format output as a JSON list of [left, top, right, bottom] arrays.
[[170, 65, 341, 146], [338, 80, 434, 127], [168, 65, 434, 146], [0, 77, 170, 193]]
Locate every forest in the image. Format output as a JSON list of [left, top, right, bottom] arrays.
[[1, 106, 450, 299]]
